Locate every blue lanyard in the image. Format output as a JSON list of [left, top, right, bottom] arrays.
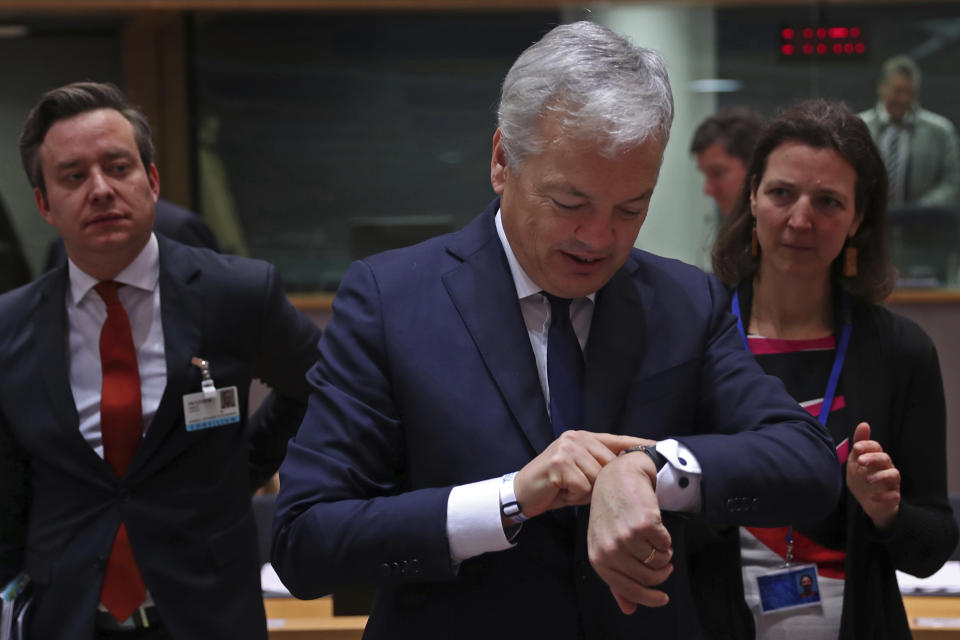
[[731, 289, 852, 425]]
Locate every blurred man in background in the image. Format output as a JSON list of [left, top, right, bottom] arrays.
[[691, 108, 765, 218], [860, 55, 960, 211]]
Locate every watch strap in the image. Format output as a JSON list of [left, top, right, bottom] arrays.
[[500, 472, 527, 524], [621, 444, 667, 472]]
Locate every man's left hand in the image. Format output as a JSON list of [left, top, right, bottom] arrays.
[[587, 451, 674, 614]]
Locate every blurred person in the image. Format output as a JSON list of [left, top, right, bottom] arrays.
[[0, 82, 321, 639], [272, 21, 841, 639], [699, 99, 957, 639], [0, 194, 31, 292], [691, 107, 765, 218], [859, 55, 960, 211]]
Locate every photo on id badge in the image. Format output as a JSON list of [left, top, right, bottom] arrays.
[[757, 564, 821, 614]]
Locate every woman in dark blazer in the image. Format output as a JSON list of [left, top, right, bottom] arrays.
[[694, 99, 957, 639]]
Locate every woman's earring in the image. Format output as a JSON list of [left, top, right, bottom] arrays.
[[844, 245, 858, 277], [751, 222, 759, 257]]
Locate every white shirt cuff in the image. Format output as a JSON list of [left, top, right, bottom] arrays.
[[447, 477, 516, 567], [654, 439, 702, 512]]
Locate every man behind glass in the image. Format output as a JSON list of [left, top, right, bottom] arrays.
[[859, 54, 960, 211]]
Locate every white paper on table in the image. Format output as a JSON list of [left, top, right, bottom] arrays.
[[261, 562, 292, 597], [898, 560, 960, 595]]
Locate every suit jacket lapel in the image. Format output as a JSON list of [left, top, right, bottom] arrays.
[[129, 238, 203, 472], [36, 270, 78, 430], [583, 256, 646, 435], [442, 204, 554, 455], [34, 270, 107, 469]]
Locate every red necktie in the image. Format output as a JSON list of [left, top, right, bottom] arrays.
[[94, 281, 147, 621]]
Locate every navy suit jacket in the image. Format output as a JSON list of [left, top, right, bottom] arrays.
[[0, 236, 320, 639], [273, 200, 841, 639]]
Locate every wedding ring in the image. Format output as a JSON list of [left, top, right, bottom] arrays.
[[643, 547, 657, 565]]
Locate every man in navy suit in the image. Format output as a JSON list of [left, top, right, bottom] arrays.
[[0, 82, 320, 639], [272, 22, 840, 638]]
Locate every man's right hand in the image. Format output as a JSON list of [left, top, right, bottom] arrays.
[[513, 431, 654, 519]]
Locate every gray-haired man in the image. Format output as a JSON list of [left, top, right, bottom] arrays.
[[273, 21, 840, 639]]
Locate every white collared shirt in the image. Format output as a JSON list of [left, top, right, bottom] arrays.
[[67, 233, 167, 458], [445, 211, 701, 565]]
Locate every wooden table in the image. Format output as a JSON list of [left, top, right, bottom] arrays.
[[905, 596, 960, 639], [265, 597, 367, 639]]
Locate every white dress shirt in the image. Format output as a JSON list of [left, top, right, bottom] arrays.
[[67, 233, 166, 458], [67, 234, 165, 615], [445, 211, 701, 565]]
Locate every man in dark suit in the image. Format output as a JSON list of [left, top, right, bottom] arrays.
[[0, 82, 320, 639], [44, 198, 222, 272], [272, 21, 840, 638]]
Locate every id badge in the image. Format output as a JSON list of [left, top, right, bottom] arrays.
[[756, 563, 821, 614], [182, 385, 241, 432]]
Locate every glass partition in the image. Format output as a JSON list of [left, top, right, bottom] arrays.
[[191, 11, 560, 292], [715, 3, 960, 288], [190, 4, 960, 292]]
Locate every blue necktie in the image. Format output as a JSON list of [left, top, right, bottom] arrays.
[[545, 293, 584, 437]]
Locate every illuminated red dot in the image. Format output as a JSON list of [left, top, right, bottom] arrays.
[[816, 43, 828, 54], [803, 43, 814, 55], [803, 27, 815, 39], [833, 43, 843, 54], [855, 42, 866, 53], [817, 27, 828, 38], [850, 27, 861, 38], [781, 28, 795, 39], [781, 44, 795, 55], [829, 27, 849, 39], [844, 43, 854, 53]]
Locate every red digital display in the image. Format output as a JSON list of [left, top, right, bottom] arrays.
[[779, 24, 867, 60]]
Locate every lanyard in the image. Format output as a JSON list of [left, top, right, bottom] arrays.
[[731, 289, 852, 426]]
